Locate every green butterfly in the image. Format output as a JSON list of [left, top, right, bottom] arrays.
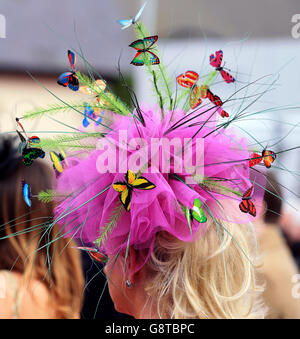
[[186, 198, 207, 234], [129, 35, 160, 66]]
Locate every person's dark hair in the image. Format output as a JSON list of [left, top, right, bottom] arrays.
[[264, 172, 282, 224], [0, 135, 84, 318]]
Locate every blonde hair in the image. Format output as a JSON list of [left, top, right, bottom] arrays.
[[144, 216, 265, 319]]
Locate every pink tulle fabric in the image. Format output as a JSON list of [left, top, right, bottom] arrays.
[[54, 104, 265, 272]]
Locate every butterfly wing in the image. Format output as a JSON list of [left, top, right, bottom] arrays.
[[192, 198, 207, 223], [22, 148, 45, 166], [50, 151, 64, 173], [219, 109, 229, 118], [131, 176, 156, 190], [119, 187, 132, 211], [242, 186, 254, 200], [68, 50, 76, 71], [113, 182, 128, 193], [189, 86, 202, 109], [210, 50, 223, 68], [76, 247, 108, 263], [206, 89, 223, 106], [29, 136, 40, 145], [146, 51, 160, 65], [129, 35, 158, 51], [118, 19, 132, 30], [129, 39, 146, 51], [249, 153, 262, 167], [262, 150, 276, 168], [82, 107, 90, 128], [131, 51, 145, 66], [134, 2, 147, 22], [239, 199, 250, 214], [177, 71, 199, 88], [22, 180, 32, 208], [125, 170, 137, 185], [185, 71, 199, 82], [57, 72, 73, 87], [67, 74, 79, 91], [89, 250, 108, 263], [248, 200, 257, 217], [220, 69, 235, 83]]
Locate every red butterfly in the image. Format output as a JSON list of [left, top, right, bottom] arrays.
[[76, 246, 108, 263], [249, 150, 276, 168], [204, 88, 229, 118], [239, 186, 256, 217], [210, 50, 235, 84]]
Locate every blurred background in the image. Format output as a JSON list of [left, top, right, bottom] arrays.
[[0, 0, 299, 216], [0, 0, 300, 319]]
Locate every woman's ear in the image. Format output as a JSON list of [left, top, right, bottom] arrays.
[[127, 246, 146, 286]]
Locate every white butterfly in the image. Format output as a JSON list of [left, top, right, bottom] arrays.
[[117, 2, 147, 30]]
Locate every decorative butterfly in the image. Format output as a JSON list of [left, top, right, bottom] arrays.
[[16, 119, 45, 166], [186, 198, 207, 226], [57, 50, 79, 91], [50, 148, 67, 174], [249, 150, 276, 169], [22, 148, 45, 166], [209, 50, 235, 84], [82, 105, 104, 128], [204, 88, 229, 118], [113, 170, 156, 211], [129, 35, 160, 66], [22, 180, 32, 208], [176, 71, 229, 116], [239, 186, 256, 217], [117, 2, 147, 30], [79, 79, 106, 96], [76, 247, 108, 263], [176, 70, 199, 88], [176, 71, 202, 109], [80, 79, 112, 111]]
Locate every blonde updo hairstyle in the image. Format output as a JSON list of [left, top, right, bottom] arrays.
[[143, 213, 265, 319]]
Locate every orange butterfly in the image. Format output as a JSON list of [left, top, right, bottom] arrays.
[[176, 71, 229, 116], [80, 79, 113, 113], [249, 150, 276, 168]]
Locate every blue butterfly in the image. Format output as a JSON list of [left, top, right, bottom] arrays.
[[83, 105, 104, 128], [57, 50, 79, 91], [22, 180, 32, 208], [117, 2, 147, 30]]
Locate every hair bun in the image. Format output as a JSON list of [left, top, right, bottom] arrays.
[[0, 136, 21, 178]]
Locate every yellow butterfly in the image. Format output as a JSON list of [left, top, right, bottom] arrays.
[[113, 170, 156, 211], [50, 148, 68, 174]]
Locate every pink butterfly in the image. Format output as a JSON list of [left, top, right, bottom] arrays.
[[209, 50, 235, 84]]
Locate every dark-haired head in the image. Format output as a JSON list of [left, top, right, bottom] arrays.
[[0, 135, 84, 318]]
